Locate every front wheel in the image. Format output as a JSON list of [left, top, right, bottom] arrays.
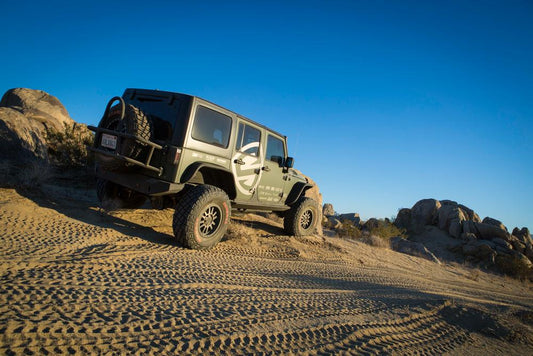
[[173, 185, 231, 250], [283, 197, 318, 236]]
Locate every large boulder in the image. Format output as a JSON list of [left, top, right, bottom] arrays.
[[394, 208, 411, 230], [0, 107, 49, 162], [482, 217, 507, 232], [322, 203, 335, 217], [0, 88, 73, 132], [0, 88, 75, 166], [512, 227, 532, 246], [410, 199, 441, 233], [390, 237, 440, 264], [338, 213, 361, 226], [438, 202, 467, 238], [457, 203, 481, 222], [462, 240, 497, 264], [474, 222, 510, 241]]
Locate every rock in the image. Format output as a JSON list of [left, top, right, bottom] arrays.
[[0, 108, 49, 162], [495, 250, 532, 276], [364, 218, 379, 230], [491, 237, 513, 250], [525, 246, 533, 263], [462, 220, 477, 235], [475, 222, 510, 241], [462, 240, 497, 264], [512, 227, 532, 246], [509, 236, 525, 253], [0, 88, 73, 132], [390, 237, 440, 264], [322, 203, 335, 217], [410, 199, 441, 233], [394, 208, 411, 230], [458, 203, 481, 222], [338, 213, 361, 226], [327, 217, 342, 230], [438, 203, 467, 238], [461, 232, 477, 242], [482, 217, 508, 232]]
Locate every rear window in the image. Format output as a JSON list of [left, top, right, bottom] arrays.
[[192, 105, 232, 148], [127, 94, 186, 142]]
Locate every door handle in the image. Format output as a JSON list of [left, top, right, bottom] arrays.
[[262, 166, 271, 172], [234, 158, 245, 165]]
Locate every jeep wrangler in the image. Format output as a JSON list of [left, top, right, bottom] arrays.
[[88, 89, 318, 249]]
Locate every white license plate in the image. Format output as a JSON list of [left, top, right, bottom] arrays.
[[101, 133, 117, 149]]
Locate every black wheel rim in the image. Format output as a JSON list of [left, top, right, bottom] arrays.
[[300, 209, 313, 230], [199, 204, 222, 238]]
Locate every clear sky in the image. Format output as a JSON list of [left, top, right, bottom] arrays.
[[1, 0, 532, 229]]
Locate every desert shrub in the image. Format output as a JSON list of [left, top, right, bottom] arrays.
[[361, 235, 390, 249], [337, 220, 362, 239], [46, 122, 94, 167], [368, 219, 406, 240]]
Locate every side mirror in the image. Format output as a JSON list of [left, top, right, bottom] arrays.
[[285, 157, 294, 168]]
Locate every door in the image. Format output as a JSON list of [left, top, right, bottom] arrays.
[[257, 134, 287, 204], [231, 122, 263, 200]]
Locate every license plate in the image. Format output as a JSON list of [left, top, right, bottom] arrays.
[[101, 133, 117, 149]]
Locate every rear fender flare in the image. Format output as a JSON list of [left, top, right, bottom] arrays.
[[180, 163, 237, 200]]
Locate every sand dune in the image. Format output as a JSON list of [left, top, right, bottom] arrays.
[[1, 185, 532, 355]]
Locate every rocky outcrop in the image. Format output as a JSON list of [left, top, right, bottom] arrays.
[[396, 198, 531, 277], [0, 88, 73, 131], [338, 213, 361, 226], [322, 203, 335, 217], [0, 88, 74, 165]]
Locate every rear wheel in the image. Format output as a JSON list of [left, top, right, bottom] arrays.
[[96, 179, 146, 209], [283, 197, 318, 236], [173, 185, 231, 250]]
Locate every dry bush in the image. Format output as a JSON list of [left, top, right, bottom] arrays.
[[361, 235, 391, 249], [337, 220, 362, 239], [46, 122, 94, 167], [368, 219, 406, 240]]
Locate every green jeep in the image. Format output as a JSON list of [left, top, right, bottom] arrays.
[[89, 89, 318, 249]]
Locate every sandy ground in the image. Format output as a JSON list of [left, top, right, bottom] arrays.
[[1, 184, 532, 355]]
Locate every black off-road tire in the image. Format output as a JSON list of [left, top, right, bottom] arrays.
[[96, 179, 146, 209], [283, 197, 318, 236], [96, 104, 152, 171], [173, 185, 231, 250]]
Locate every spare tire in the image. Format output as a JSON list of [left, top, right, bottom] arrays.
[[96, 103, 153, 171]]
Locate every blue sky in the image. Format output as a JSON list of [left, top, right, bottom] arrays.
[[1, 0, 532, 229]]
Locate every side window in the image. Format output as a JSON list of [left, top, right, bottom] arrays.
[[266, 135, 285, 163], [236, 122, 261, 156], [191, 105, 231, 148]]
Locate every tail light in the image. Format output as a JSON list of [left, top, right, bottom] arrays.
[[173, 148, 182, 165]]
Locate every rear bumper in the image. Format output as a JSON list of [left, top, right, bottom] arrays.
[[95, 166, 185, 197]]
